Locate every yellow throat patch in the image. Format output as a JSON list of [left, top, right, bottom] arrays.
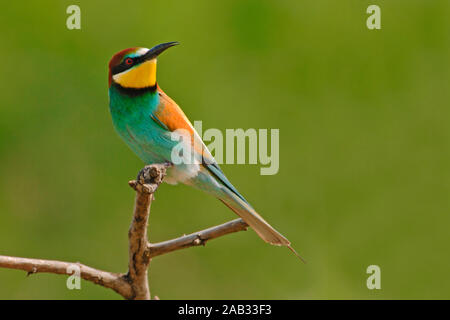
[[113, 59, 157, 88]]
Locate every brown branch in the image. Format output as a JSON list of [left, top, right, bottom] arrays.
[[148, 218, 248, 258], [0, 163, 249, 299], [126, 163, 168, 300], [0, 255, 133, 299]]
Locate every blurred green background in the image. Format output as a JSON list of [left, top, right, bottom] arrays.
[[0, 0, 449, 299]]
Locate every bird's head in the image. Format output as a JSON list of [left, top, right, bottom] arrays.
[[108, 42, 178, 89]]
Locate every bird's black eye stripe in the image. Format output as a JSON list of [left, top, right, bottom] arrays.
[[112, 63, 128, 75], [131, 54, 147, 65], [111, 55, 148, 75]]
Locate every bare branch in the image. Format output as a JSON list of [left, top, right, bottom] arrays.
[[148, 218, 248, 258], [0, 255, 133, 299], [0, 163, 250, 299]]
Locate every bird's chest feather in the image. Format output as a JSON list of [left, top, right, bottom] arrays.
[[108, 87, 200, 184], [109, 89, 170, 162]]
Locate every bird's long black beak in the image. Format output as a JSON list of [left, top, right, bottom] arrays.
[[143, 42, 179, 61]]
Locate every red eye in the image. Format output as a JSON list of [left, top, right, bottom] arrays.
[[125, 58, 133, 65]]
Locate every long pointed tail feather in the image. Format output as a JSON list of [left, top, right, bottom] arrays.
[[219, 189, 305, 262], [198, 164, 305, 261]]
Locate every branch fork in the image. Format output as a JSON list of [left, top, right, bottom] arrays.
[[0, 163, 249, 299]]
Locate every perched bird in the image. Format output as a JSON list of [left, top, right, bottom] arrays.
[[108, 42, 302, 260]]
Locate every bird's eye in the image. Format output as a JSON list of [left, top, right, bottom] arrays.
[[125, 58, 133, 65]]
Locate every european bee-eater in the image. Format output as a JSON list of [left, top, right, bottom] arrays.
[[108, 42, 301, 259]]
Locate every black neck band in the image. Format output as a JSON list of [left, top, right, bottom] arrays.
[[112, 82, 157, 97]]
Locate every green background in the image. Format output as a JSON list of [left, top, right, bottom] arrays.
[[0, 0, 449, 299]]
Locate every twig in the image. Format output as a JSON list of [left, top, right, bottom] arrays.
[[0, 163, 250, 299], [148, 218, 248, 258]]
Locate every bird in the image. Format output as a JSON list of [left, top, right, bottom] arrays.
[[108, 42, 303, 260]]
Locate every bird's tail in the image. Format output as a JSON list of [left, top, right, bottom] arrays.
[[219, 188, 306, 262]]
